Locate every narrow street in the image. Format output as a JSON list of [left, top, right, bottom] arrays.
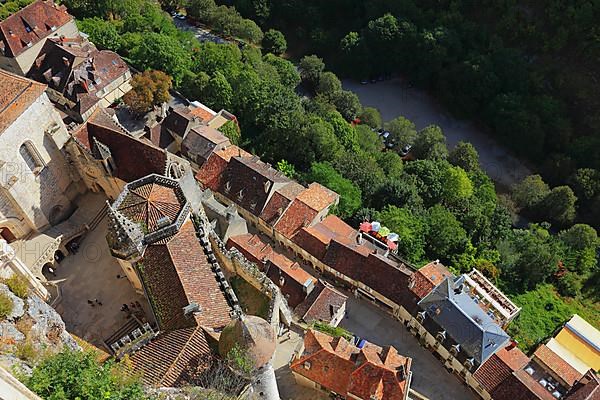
[[344, 78, 532, 191], [340, 296, 478, 400]]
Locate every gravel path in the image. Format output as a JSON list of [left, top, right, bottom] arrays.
[[344, 78, 532, 190]]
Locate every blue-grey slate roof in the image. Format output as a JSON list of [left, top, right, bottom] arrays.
[[418, 276, 510, 365]]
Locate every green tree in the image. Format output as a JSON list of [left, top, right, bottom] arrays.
[[356, 124, 383, 154], [557, 272, 583, 297], [443, 166, 473, 207], [569, 168, 600, 201], [307, 162, 362, 218], [128, 32, 192, 85], [376, 205, 426, 263], [331, 90, 362, 120], [375, 151, 404, 180], [276, 159, 296, 179], [204, 71, 233, 109], [262, 29, 286, 55], [413, 125, 448, 159], [263, 53, 300, 88], [384, 116, 417, 147], [186, 0, 217, 21], [512, 175, 550, 210], [373, 177, 423, 211], [25, 350, 145, 400], [299, 55, 325, 90], [541, 186, 577, 226], [425, 205, 467, 262], [77, 18, 121, 50], [334, 151, 386, 200], [403, 159, 449, 207], [358, 107, 382, 128], [218, 120, 241, 145], [449, 141, 480, 172], [316, 71, 342, 98]]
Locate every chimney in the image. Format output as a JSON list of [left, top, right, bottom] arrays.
[[357, 232, 363, 245], [183, 302, 201, 317], [397, 364, 406, 380], [505, 340, 518, 351]]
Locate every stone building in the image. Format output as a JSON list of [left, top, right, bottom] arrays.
[[0, 69, 78, 241], [0, 0, 79, 75], [28, 36, 132, 121], [291, 329, 413, 400], [67, 107, 194, 202], [104, 173, 241, 387]]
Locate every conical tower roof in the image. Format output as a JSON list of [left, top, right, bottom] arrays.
[[218, 315, 276, 370]]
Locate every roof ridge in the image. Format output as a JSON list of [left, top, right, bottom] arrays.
[[161, 326, 200, 385]]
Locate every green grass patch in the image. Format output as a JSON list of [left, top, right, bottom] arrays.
[[4, 275, 28, 298], [312, 322, 353, 341], [229, 276, 270, 320], [0, 292, 13, 320], [508, 284, 600, 353]]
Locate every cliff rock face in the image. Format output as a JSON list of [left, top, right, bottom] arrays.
[[0, 283, 79, 373]]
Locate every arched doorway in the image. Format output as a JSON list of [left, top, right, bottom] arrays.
[[48, 205, 64, 226], [42, 262, 56, 280]]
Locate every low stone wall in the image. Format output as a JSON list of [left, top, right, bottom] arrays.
[[209, 231, 292, 328]]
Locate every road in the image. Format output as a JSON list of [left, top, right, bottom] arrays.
[[172, 17, 229, 44], [340, 296, 478, 400], [344, 78, 532, 190]]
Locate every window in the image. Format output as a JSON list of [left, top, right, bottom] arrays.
[[20, 141, 44, 174], [303, 361, 311, 370]]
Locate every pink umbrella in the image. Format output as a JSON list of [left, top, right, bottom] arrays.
[[359, 221, 372, 232], [387, 240, 398, 250]]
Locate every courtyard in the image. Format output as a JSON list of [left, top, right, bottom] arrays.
[[51, 209, 152, 350]]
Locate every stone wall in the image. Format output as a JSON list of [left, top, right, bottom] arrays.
[[0, 92, 78, 236], [209, 231, 292, 328]]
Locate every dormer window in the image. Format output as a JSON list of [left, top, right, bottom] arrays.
[[250, 202, 256, 211], [303, 361, 311, 370], [264, 181, 271, 193], [224, 181, 231, 194], [237, 189, 244, 201]]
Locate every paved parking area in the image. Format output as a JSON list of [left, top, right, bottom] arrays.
[[52, 216, 151, 349], [340, 296, 478, 400]]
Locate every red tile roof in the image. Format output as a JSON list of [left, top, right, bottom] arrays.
[[273, 197, 318, 238], [323, 239, 413, 306], [292, 215, 358, 260], [491, 372, 549, 400], [294, 280, 348, 324], [28, 38, 129, 112], [226, 233, 273, 266], [0, 69, 46, 133], [189, 104, 216, 122], [474, 346, 530, 394], [291, 330, 411, 400], [73, 108, 168, 182], [139, 219, 231, 331], [129, 326, 213, 387], [534, 345, 583, 387], [410, 261, 453, 299], [295, 183, 338, 213], [181, 125, 230, 166], [117, 182, 186, 232], [0, 0, 72, 57], [195, 145, 250, 191]]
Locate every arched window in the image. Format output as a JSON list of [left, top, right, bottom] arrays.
[[19, 141, 44, 174]]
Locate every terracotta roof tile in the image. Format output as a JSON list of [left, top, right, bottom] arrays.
[[195, 145, 251, 191], [489, 372, 546, 400], [0, 69, 46, 133], [410, 261, 453, 299], [181, 125, 230, 166], [474, 346, 530, 394], [295, 183, 339, 212], [129, 326, 213, 387], [28, 38, 129, 112], [73, 108, 168, 182], [265, 252, 316, 307], [189, 103, 216, 122], [566, 370, 599, 400], [295, 281, 348, 324], [534, 345, 583, 387], [0, 0, 72, 57], [139, 220, 231, 331], [291, 330, 411, 400], [226, 233, 273, 266]]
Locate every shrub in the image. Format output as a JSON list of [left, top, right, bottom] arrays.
[[0, 292, 13, 319], [313, 322, 352, 341], [5, 274, 28, 298], [15, 340, 37, 363]]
